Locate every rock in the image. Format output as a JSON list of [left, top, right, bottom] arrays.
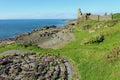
[[0, 53, 71, 80]]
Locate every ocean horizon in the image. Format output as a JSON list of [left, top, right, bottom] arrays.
[[0, 19, 68, 40]]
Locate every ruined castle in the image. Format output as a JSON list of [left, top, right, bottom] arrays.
[[77, 8, 113, 23]]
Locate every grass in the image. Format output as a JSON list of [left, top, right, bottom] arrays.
[[58, 20, 120, 80], [0, 44, 58, 56], [113, 13, 120, 20], [0, 17, 120, 80]]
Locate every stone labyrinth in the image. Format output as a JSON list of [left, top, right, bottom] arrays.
[[0, 53, 71, 80]]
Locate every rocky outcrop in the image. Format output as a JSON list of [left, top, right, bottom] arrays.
[[0, 24, 75, 49], [0, 39, 15, 47], [15, 25, 75, 49], [38, 29, 75, 49], [15, 26, 60, 45]]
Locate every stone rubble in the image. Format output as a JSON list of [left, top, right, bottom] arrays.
[[0, 53, 72, 80]]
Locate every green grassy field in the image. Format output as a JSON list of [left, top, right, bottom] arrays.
[[0, 14, 120, 80], [59, 20, 120, 80]]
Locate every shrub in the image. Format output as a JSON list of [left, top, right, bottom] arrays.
[[82, 34, 105, 44]]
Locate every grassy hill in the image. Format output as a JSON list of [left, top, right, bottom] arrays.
[[113, 13, 120, 20], [60, 20, 120, 80], [0, 15, 120, 80]]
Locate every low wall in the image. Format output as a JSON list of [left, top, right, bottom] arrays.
[[99, 15, 112, 21], [89, 15, 99, 21]]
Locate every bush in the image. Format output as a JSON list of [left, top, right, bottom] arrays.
[[83, 34, 105, 44]]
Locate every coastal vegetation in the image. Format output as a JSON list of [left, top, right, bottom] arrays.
[[0, 13, 120, 80]]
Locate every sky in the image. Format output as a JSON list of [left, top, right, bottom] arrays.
[[0, 0, 119, 19]]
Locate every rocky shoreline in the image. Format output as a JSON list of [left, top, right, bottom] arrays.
[[0, 20, 79, 80], [0, 22, 76, 49]]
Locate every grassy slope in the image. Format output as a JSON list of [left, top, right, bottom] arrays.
[[113, 13, 120, 20], [0, 15, 120, 80], [59, 20, 120, 80]]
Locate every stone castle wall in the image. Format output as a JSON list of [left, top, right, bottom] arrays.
[[99, 15, 112, 21], [77, 8, 113, 23], [88, 15, 99, 21]]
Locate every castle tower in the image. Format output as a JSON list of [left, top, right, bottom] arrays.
[[110, 13, 113, 20], [78, 8, 82, 19], [104, 12, 107, 16]]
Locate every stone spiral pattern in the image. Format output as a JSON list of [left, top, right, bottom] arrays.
[[0, 53, 71, 80]]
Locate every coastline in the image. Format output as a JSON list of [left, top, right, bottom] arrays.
[[63, 19, 77, 25], [0, 19, 76, 49], [0, 19, 67, 40]]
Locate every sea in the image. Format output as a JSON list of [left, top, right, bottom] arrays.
[[0, 19, 67, 40]]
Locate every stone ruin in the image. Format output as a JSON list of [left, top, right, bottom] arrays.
[[77, 8, 113, 23], [0, 53, 71, 80]]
